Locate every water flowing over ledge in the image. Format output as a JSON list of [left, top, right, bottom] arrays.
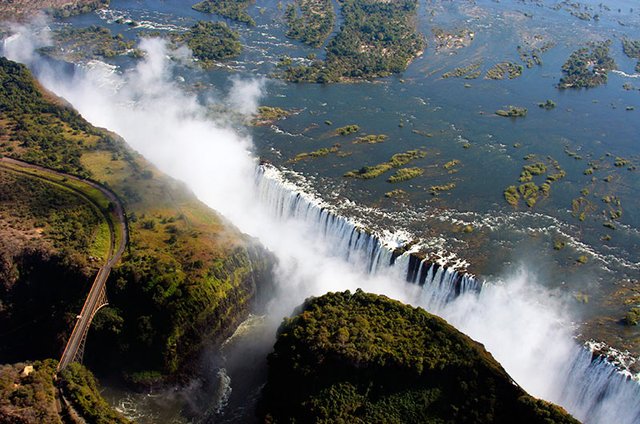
[[255, 163, 640, 424], [255, 163, 482, 292]]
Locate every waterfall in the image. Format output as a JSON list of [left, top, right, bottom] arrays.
[[255, 164, 483, 297], [255, 164, 390, 274], [557, 349, 640, 424], [255, 163, 640, 424]]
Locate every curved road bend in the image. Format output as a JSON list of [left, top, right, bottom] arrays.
[[0, 157, 128, 371]]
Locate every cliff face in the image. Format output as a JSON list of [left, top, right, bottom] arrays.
[[0, 57, 275, 384], [0, 247, 91, 363], [0, 0, 108, 22], [259, 290, 580, 424]]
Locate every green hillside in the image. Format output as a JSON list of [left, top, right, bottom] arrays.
[[0, 56, 274, 384], [260, 290, 579, 424]]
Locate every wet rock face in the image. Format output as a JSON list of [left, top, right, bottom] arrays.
[[0, 0, 108, 22]]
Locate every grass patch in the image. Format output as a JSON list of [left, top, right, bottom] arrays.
[[89, 221, 111, 261], [504, 185, 520, 207], [443, 159, 460, 170], [336, 124, 360, 136], [518, 182, 539, 207], [496, 106, 527, 117], [353, 134, 388, 144], [442, 61, 482, 79], [345, 150, 426, 179], [387, 167, 423, 183], [385, 189, 406, 198], [485, 62, 523, 79], [429, 182, 456, 195], [252, 106, 292, 125], [289, 144, 340, 163], [0, 162, 113, 262]]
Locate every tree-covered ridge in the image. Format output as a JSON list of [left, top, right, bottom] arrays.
[[192, 0, 255, 26], [559, 40, 616, 88], [0, 57, 102, 177], [0, 57, 274, 383], [173, 21, 242, 66], [285, 0, 336, 48], [260, 290, 580, 423], [281, 0, 425, 82]]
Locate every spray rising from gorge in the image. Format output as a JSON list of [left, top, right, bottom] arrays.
[[3, 27, 640, 423]]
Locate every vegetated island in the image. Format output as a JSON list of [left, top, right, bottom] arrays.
[[429, 182, 456, 195], [259, 290, 580, 423], [387, 167, 423, 183], [517, 41, 555, 68], [622, 38, 640, 73], [251, 106, 294, 126], [538, 99, 556, 110], [558, 40, 616, 88], [431, 27, 474, 51], [353, 134, 388, 144], [485, 61, 523, 80], [171, 21, 243, 66], [495, 106, 527, 117], [41, 21, 242, 67], [192, 0, 256, 26], [40, 25, 139, 63], [0, 56, 274, 418], [0, 0, 108, 21], [336, 124, 360, 135], [288, 144, 341, 163], [503, 157, 566, 208], [442, 61, 482, 79], [385, 188, 406, 198], [285, 0, 336, 48], [279, 0, 425, 82], [344, 149, 426, 179]]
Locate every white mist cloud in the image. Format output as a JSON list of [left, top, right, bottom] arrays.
[[31, 37, 256, 219], [437, 268, 575, 398], [2, 18, 50, 66], [227, 76, 266, 115], [3, 27, 639, 424]]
